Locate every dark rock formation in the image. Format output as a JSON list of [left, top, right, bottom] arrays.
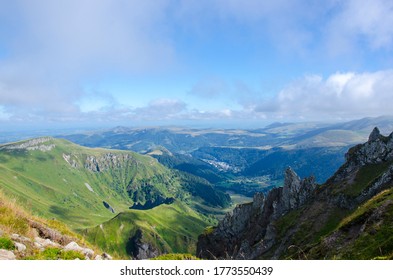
[[331, 127, 393, 183], [126, 229, 160, 259], [29, 220, 74, 246], [103, 201, 116, 213], [197, 167, 316, 259]]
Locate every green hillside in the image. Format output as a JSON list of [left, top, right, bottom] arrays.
[[83, 201, 209, 258], [0, 137, 180, 228], [0, 137, 219, 258], [307, 187, 393, 259]]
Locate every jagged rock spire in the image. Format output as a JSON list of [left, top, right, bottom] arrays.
[[368, 127, 381, 142], [282, 167, 315, 211], [284, 167, 301, 190]]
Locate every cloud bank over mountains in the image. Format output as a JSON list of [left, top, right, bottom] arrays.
[[0, 0, 393, 126]]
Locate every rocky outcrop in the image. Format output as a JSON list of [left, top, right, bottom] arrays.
[[29, 220, 74, 246], [84, 153, 135, 172], [103, 201, 115, 213], [197, 168, 316, 259], [62, 153, 79, 168], [282, 168, 315, 210], [64, 241, 95, 259], [1, 137, 55, 152], [331, 127, 393, 183], [327, 127, 393, 209], [1, 221, 113, 260], [127, 229, 160, 259]]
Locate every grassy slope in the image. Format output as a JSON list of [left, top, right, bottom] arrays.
[[0, 137, 214, 258], [0, 138, 179, 228], [0, 190, 98, 259], [308, 187, 393, 259], [83, 201, 209, 258]]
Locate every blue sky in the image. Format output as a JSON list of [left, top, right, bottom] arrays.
[[1, 0, 393, 128]]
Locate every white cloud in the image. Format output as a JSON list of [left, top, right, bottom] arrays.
[[255, 70, 393, 119], [327, 0, 393, 54]]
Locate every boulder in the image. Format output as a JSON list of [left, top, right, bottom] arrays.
[[102, 253, 113, 260], [95, 252, 113, 260], [34, 237, 61, 248], [11, 234, 30, 243], [14, 242, 27, 252], [64, 241, 95, 258], [0, 249, 16, 260], [64, 241, 82, 252]]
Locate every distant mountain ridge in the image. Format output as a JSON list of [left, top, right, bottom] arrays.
[[55, 116, 393, 185], [59, 116, 393, 153]]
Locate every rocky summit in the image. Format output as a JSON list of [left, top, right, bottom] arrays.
[[197, 167, 316, 259], [197, 127, 393, 260]]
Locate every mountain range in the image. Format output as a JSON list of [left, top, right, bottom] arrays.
[[1, 116, 393, 259]]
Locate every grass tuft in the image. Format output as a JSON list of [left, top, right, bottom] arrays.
[[25, 247, 86, 260], [0, 236, 15, 250]]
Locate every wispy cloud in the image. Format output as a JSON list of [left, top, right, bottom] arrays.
[[255, 70, 393, 119], [326, 0, 393, 54]]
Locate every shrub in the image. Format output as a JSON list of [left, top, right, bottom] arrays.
[[0, 237, 15, 250]]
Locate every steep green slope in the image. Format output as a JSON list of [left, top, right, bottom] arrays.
[[0, 137, 221, 258], [0, 190, 105, 260], [306, 187, 393, 259], [0, 137, 180, 228], [83, 201, 209, 258]]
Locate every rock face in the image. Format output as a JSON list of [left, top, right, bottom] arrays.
[[126, 229, 160, 259], [1, 137, 55, 152], [197, 127, 393, 260], [84, 153, 134, 172], [197, 167, 316, 259], [103, 201, 116, 213], [332, 127, 393, 183]]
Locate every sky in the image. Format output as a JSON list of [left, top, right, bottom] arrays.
[[1, 0, 393, 129]]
